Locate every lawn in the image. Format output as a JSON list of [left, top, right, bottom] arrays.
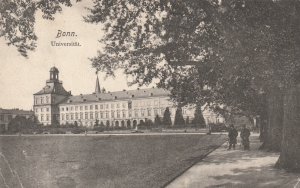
[[0, 134, 226, 188]]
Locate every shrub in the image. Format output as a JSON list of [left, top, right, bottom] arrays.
[[71, 128, 85, 134]]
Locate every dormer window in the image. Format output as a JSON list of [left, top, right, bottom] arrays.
[[150, 93, 153, 96], [115, 96, 117, 99], [132, 95, 135, 98]]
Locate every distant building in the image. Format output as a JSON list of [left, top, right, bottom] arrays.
[[33, 67, 223, 127], [0, 108, 34, 132]]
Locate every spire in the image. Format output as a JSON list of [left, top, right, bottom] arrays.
[[95, 72, 101, 94]]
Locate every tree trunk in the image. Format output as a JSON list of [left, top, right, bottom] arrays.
[[260, 87, 284, 151], [275, 84, 300, 172]]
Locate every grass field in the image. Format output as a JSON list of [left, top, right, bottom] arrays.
[[0, 134, 226, 188]]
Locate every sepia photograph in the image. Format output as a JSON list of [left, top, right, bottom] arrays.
[[0, 0, 299, 187]]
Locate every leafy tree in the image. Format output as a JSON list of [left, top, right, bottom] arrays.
[[0, 0, 80, 57], [94, 119, 99, 127], [174, 107, 185, 127], [185, 116, 190, 125], [154, 114, 161, 127], [162, 107, 172, 127], [7, 115, 33, 133], [86, 0, 300, 171], [192, 105, 206, 128]]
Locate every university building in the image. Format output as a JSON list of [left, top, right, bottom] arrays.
[[33, 67, 223, 127]]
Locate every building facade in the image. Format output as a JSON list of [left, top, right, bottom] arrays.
[[34, 67, 223, 127], [0, 108, 34, 132], [33, 67, 71, 125]]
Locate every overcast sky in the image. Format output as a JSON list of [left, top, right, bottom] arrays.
[[0, 1, 149, 110]]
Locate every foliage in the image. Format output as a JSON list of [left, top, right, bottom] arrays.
[[162, 107, 172, 127], [7, 115, 38, 133], [192, 105, 206, 128], [174, 107, 185, 127], [154, 114, 162, 126], [0, 0, 80, 57], [86, 0, 299, 119]]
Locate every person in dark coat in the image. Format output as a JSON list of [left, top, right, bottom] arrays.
[[240, 125, 251, 150], [228, 124, 238, 150]]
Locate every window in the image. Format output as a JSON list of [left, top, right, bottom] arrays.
[[66, 107, 68, 111], [141, 109, 145, 117], [71, 113, 74, 120], [154, 100, 158, 106], [75, 106, 78, 111], [95, 112, 98, 119], [61, 114, 65, 121], [117, 103, 120, 108], [95, 105, 98, 110], [90, 112, 93, 119], [41, 108, 43, 112], [134, 110, 138, 117], [41, 114, 44, 121], [61, 107, 64, 111], [128, 111, 132, 117], [35, 98, 38, 105], [100, 112, 103, 118], [100, 104, 103, 109], [80, 112, 83, 119], [111, 111, 115, 118], [85, 106, 88, 110], [46, 96, 49, 103], [35, 108, 38, 113], [122, 110, 126, 118], [111, 104, 114, 109], [85, 112, 88, 119], [47, 108, 49, 112], [154, 109, 158, 115], [148, 109, 152, 116], [80, 106, 83, 111], [117, 111, 120, 118], [0, 115, 4, 121], [41, 97, 44, 104], [75, 113, 78, 120], [106, 112, 109, 118], [66, 114, 69, 120], [90, 105, 93, 110], [71, 106, 74, 111], [46, 115, 49, 121], [122, 103, 126, 108], [106, 104, 109, 109]]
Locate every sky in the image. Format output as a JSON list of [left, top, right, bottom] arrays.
[[0, 1, 149, 110]]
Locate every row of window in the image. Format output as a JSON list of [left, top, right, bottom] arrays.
[[0, 115, 12, 121], [61, 108, 164, 121], [35, 107, 50, 113], [35, 96, 54, 105], [60, 100, 164, 112], [38, 114, 50, 122]]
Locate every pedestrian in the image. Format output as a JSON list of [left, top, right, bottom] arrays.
[[240, 125, 251, 150], [228, 124, 238, 150]]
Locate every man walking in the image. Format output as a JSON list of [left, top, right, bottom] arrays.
[[240, 125, 251, 150], [228, 124, 238, 150]]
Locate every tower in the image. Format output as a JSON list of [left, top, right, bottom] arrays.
[[95, 73, 101, 94], [33, 67, 71, 125]]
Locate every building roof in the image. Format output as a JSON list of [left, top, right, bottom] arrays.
[[50, 66, 59, 72], [0, 108, 34, 115], [34, 83, 70, 95], [95, 75, 101, 93], [60, 88, 170, 105]]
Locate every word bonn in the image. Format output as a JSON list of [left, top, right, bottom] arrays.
[[56, 30, 77, 38]]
